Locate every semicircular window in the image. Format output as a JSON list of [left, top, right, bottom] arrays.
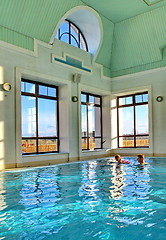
[[56, 19, 88, 52]]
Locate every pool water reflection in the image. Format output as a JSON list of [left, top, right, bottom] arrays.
[[0, 157, 166, 240]]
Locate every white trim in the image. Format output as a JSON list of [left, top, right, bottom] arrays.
[[0, 37, 111, 81], [15, 67, 71, 166], [0, 38, 52, 57], [49, 6, 103, 60], [110, 85, 153, 154], [52, 52, 92, 74]]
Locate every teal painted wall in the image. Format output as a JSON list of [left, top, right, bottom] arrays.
[[0, 0, 84, 42], [0, 25, 34, 50], [111, 5, 166, 77]]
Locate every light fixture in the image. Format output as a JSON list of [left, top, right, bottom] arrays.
[[72, 96, 78, 102], [143, 0, 163, 6], [2, 82, 12, 91], [73, 73, 81, 83], [156, 96, 163, 102]]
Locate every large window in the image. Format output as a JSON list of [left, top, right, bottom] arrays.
[[56, 19, 88, 52], [21, 80, 59, 154], [81, 92, 102, 150], [117, 92, 149, 148]]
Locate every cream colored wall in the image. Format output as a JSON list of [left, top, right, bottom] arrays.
[[1, 35, 166, 170], [0, 39, 111, 170], [111, 67, 166, 157]]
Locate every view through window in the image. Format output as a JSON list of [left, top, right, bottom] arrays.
[[56, 19, 88, 52], [21, 79, 59, 154], [117, 92, 149, 148], [81, 92, 102, 150]]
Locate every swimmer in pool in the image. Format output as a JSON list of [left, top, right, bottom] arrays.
[[114, 155, 130, 164], [137, 154, 147, 165]]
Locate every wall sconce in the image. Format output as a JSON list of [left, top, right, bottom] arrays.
[[72, 96, 78, 102], [2, 82, 12, 91], [73, 73, 81, 83], [156, 96, 163, 102]]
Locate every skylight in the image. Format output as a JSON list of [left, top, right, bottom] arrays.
[[143, 0, 163, 6]]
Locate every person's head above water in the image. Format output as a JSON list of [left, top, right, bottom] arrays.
[[137, 154, 145, 164], [115, 155, 130, 164], [115, 155, 122, 163]]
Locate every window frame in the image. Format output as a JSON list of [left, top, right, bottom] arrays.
[[117, 91, 149, 148], [21, 79, 59, 155], [81, 92, 103, 151], [56, 19, 88, 52]]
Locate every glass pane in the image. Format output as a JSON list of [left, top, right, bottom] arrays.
[[135, 105, 148, 135], [38, 98, 57, 137], [119, 107, 134, 135], [71, 37, 79, 48], [89, 137, 95, 150], [60, 33, 69, 44], [39, 85, 47, 96], [135, 94, 143, 103], [89, 96, 94, 104], [119, 96, 132, 105], [135, 93, 148, 103], [81, 105, 87, 137], [88, 105, 95, 137], [94, 138, 101, 149], [94, 96, 101, 105], [48, 87, 56, 97], [71, 24, 79, 42], [82, 138, 88, 150], [81, 94, 86, 103], [143, 94, 148, 102], [136, 136, 149, 147], [22, 96, 36, 137], [38, 139, 57, 152], [23, 82, 35, 94], [60, 21, 69, 34], [21, 82, 25, 92], [126, 96, 132, 104], [80, 34, 87, 51], [94, 107, 101, 137], [119, 136, 134, 148], [22, 139, 36, 153], [119, 97, 125, 105], [39, 86, 56, 97]]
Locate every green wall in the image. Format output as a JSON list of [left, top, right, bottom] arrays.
[[0, 0, 114, 77], [111, 5, 166, 77], [1, 0, 166, 78]]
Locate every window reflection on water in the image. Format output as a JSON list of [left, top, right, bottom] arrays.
[[110, 164, 126, 200]]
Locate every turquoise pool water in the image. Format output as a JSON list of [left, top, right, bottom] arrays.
[[0, 157, 166, 240]]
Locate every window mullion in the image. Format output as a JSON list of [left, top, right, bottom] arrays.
[[133, 95, 136, 148], [36, 83, 39, 153], [36, 96, 39, 153], [69, 22, 71, 44], [100, 98, 103, 149], [117, 98, 120, 148], [87, 102, 89, 150]]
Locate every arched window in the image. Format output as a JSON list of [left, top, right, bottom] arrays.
[[56, 19, 88, 52]]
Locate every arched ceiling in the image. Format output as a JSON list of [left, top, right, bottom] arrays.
[[1, 0, 166, 77], [82, 0, 166, 23]]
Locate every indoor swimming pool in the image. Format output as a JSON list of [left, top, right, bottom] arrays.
[[0, 157, 166, 240]]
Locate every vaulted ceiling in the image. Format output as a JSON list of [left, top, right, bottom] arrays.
[[1, 0, 166, 77], [82, 0, 166, 23]]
